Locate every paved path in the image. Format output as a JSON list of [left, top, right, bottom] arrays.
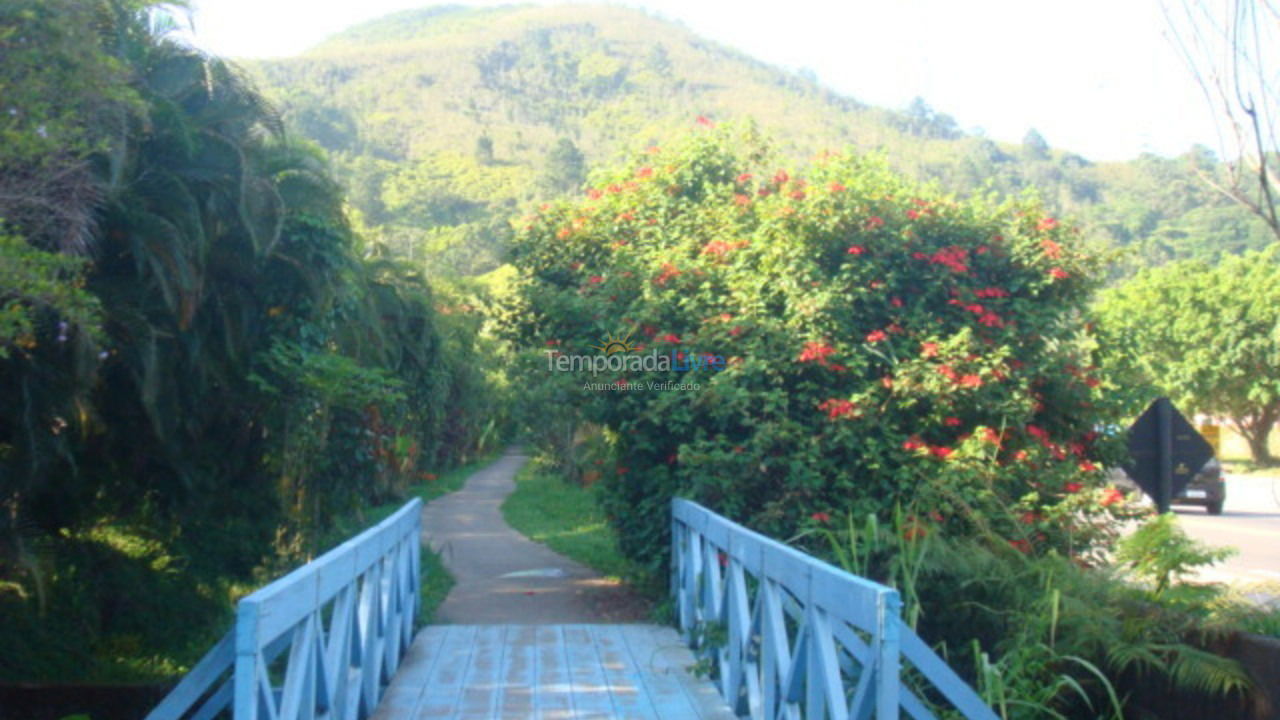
[[423, 449, 648, 624]]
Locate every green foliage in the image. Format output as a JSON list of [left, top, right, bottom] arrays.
[[0, 231, 101, 357], [542, 137, 587, 194], [1095, 246, 1280, 463], [500, 124, 1132, 583], [0, 0, 508, 683], [1115, 513, 1236, 596], [895, 536, 1253, 718]]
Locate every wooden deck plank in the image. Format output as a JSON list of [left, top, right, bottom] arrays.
[[534, 625, 576, 720], [617, 625, 739, 720], [591, 625, 660, 720], [497, 625, 537, 719], [561, 625, 619, 718], [370, 626, 446, 718], [456, 624, 507, 718], [375, 624, 734, 720], [413, 624, 478, 719]]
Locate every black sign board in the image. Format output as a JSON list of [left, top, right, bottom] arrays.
[[1124, 397, 1214, 512]]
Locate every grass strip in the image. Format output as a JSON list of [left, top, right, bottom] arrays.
[[501, 458, 635, 581]]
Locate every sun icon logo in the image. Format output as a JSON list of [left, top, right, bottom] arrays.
[[591, 331, 638, 355]]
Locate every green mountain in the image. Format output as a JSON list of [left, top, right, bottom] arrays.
[[247, 3, 1273, 275]]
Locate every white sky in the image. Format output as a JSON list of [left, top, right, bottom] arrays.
[[184, 0, 1225, 162]]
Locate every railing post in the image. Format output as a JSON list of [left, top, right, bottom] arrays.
[[233, 599, 261, 720], [876, 589, 901, 720]]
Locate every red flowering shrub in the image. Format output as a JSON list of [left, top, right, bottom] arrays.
[[502, 126, 1126, 579]]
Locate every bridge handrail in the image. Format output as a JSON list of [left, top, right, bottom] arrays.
[[146, 497, 422, 720], [671, 498, 996, 720]]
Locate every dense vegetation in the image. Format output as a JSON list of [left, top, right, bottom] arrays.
[[0, 0, 502, 681], [246, 4, 1273, 278], [500, 124, 1132, 576], [500, 125, 1274, 717], [5, 2, 1278, 717]]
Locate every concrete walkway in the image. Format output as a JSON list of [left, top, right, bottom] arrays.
[[422, 449, 648, 624]]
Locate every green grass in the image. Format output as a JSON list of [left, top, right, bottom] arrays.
[[501, 459, 635, 581]]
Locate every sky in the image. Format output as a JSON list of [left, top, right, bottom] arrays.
[[183, 0, 1227, 163]]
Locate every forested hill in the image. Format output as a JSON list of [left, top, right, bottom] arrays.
[[247, 3, 1271, 276]]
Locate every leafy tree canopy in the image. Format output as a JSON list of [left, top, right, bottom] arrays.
[[1095, 245, 1280, 464]]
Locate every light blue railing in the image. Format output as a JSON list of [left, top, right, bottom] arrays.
[[147, 498, 422, 720], [672, 499, 997, 720]]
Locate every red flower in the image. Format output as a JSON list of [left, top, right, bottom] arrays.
[[636, 166, 653, 178], [817, 398, 858, 420], [1048, 267, 1069, 281], [864, 216, 885, 230], [847, 245, 866, 255], [981, 427, 1002, 446], [773, 170, 790, 185], [902, 436, 925, 451], [958, 374, 983, 388], [790, 190, 806, 200], [797, 341, 836, 364], [1037, 217, 1059, 231], [734, 194, 751, 206], [881, 375, 894, 389], [1078, 460, 1097, 473], [865, 329, 887, 343], [1064, 482, 1083, 493], [657, 333, 681, 344], [557, 228, 572, 239], [929, 246, 970, 274], [1041, 238, 1063, 259], [696, 115, 714, 127], [937, 364, 958, 381], [944, 416, 962, 427], [829, 182, 845, 193], [975, 287, 1010, 299], [615, 211, 635, 222], [736, 172, 754, 183], [929, 445, 954, 459], [1100, 487, 1125, 507], [1019, 511, 1039, 525], [978, 312, 1004, 328], [586, 188, 603, 200], [811, 511, 831, 524], [891, 297, 903, 307], [702, 240, 731, 256], [654, 263, 683, 286], [906, 209, 920, 220], [588, 275, 603, 284], [1026, 424, 1049, 441], [920, 342, 940, 358]]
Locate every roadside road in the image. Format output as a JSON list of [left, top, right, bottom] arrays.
[[1173, 474, 1280, 587]]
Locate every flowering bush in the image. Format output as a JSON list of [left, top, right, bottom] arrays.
[[502, 124, 1130, 578]]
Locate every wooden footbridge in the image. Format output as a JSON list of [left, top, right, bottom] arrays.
[[146, 498, 997, 720]]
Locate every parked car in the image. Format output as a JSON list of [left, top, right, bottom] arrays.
[[1108, 457, 1226, 515]]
